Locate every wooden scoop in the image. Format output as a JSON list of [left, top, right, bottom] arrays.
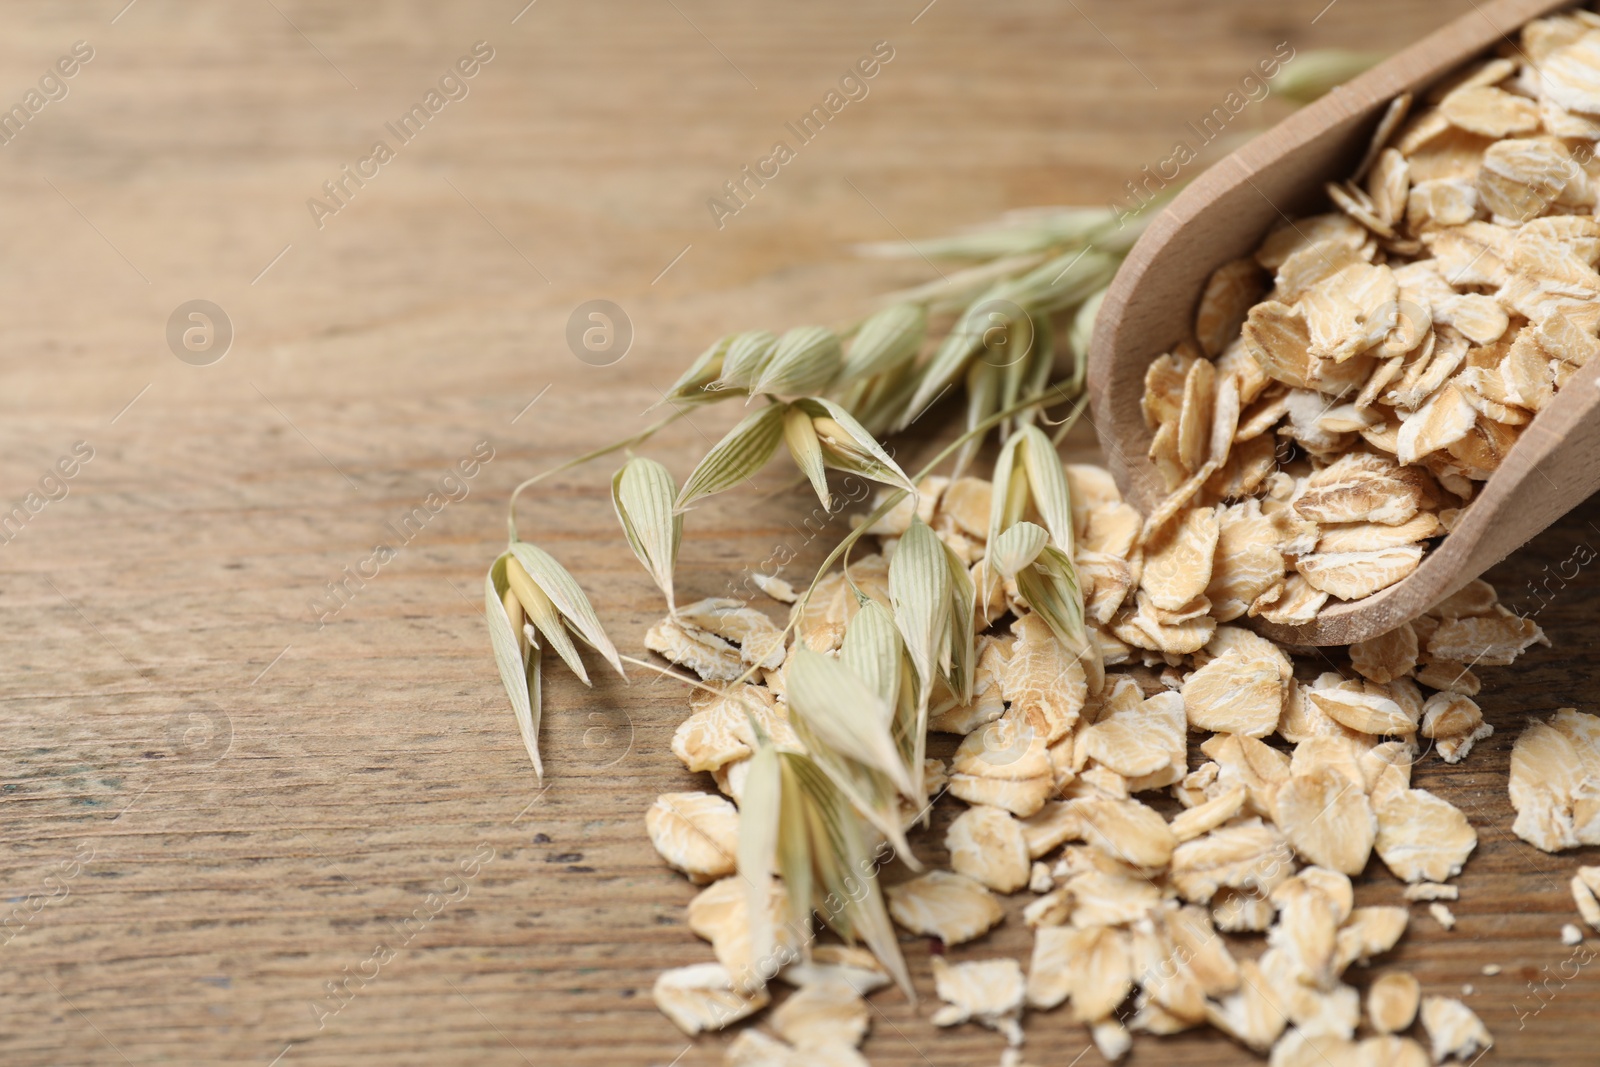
[[1088, 0, 1594, 647]]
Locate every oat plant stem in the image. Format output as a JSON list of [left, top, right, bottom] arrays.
[[506, 408, 689, 543]]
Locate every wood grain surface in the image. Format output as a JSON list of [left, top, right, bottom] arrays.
[[1, 2, 1597, 1065]]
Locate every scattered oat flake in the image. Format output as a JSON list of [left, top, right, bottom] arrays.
[[1402, 882, 1458, 902], [1573, 866, 1600, 929], [1420, 995, 1492, 1062], [1170, 784, 1246, 842], [1018, 800, 1084, 859], [946, 804, 1032, 893], [724, 1029, 871, 1067], [676, 597, 787, 670], [1510, 708, 1600, 852], [751, 573, 798, 603], [653, 962, 770, 1035], [1374, 788, 1477, 883], [1348, 622, 1420, 684], [646, 791, 740, 884], [1428, 902, 1457, 930], [1182, 648, 1284, 737], [1092, 1017, 1133, 1062], [1367, 970, 1421, 1035], [1297, 544, 1423, 600], [1141, 506, 1220, 610], [781, 945, 890, 996], [1428, 609, 1545, 666], [1205, 958, 1286, 1052], [688, 877, 797, 982], [1308, 687, 1416, 736], [647, 617, 747, 681], [1073, 796, 1178, 870], [930, 956, 1025, 1045], [885, 869, 1004, 946], [1170, 818, 1292, 903], [1275, 765, 1376, 875], [770, 977, 870, 1050]]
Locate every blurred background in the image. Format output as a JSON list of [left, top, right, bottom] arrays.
[[3, 2, 1595, 1065]]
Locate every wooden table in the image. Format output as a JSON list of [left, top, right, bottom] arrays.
[[3, 1, 1597, 1063]]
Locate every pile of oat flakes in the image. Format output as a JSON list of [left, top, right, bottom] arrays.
[[1143, 8, 1600, 619], [644, 457, 1560, 1066], [634, 8, 1600, 1064]]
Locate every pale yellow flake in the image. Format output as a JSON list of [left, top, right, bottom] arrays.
[[1509, 708, 1600, 851], [885, 869, 1004, 946], [751, 573, 798, 603], [1572, 866, 1600, 929], [1308, 685, 1418, 736], [1177, 358, 1216, 473], [1348, 622, 1420, 684], [1420, 995, 1493, 1062], [1171, 784, 1247, 842], [1301, 261, 1400, 363], [948, 714, 1055, 817], [1275, 765, 1376, 875], [929, 956, 1025, 1044], [1476, 137, 1579, 221], [1026, 924, 1132, 1023], [1018, 800, 1085, 858], [1170, 817, 1293, 903], [1357, 956, 1406, 1017], [1402, 882, 1457, 902], [646, 617, 747, 681], [1213, 886, 1277, 932], [1414, 658, 1481, 695], [770, 978, 870, 1050], [1141, 506, 1221, 611], [688, 877, 799, 984], [1072, 795, 1178, 870], [946, 804, 1032, 893], [779, 945, 890, 997], [1182, 648, 1285, 737], [1373, 788, 1477, 882], [653, 962, 770, 1035], [1197, 258, 1267, 357], [1091, 1017, 1133, 1062], [1029, 861, 1053, 894], [1066, 866, 1165, 928], [1201, 732, 1291, 816], [646, 791, 740, 883], [999, 612, 1087, 743], [1251, 572, 1330, 626], [937, 476, 991, 540], [1427, 607, 1545, 665], [673, 685, 797, 775], [1296, 544, 1423, 600], [676, 597, 787, 670], [1406, 177, 1479, 230], [1266, 877, 1341, 989], [1334, 905, 1409, 970], [1439, 84, 1540, 137], [1421, 691, 1493, 763], [1204, 958, 1287, 1053]]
